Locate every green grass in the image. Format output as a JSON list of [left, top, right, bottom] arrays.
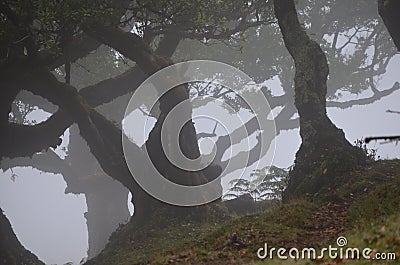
[[88, 159, 400, 265], [150, 199, 315, 265], [251, 213, 400, 265], [89, 199, 316, 265], [87, 219, 222, 265], [251, 160, 400, 265]]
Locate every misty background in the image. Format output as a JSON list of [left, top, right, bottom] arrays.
[[1, 56, 398, 263], [1, 2, 400, 263]]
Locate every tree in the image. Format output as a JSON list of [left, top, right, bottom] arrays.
[[0, 0, 398, 261], [224, 178, 258, 201], [273, 0, 367, 199], [254, 166, 289, 200], [378, 0, 400, 50], [224, 166, 289, 201], [175, 0, 399, 176], [0, 0, 271, 260]]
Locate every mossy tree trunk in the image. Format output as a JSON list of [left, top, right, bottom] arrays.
[[378, 0, 400, 51], [85, 26, 221, 225], [274, 0, 366, 199]]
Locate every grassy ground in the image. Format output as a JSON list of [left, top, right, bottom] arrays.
[[88, 160, 400, 265]]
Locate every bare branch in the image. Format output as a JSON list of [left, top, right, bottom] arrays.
[[327, 82, 400, 109], [1, 111, 70, 158], [365, 135, 400, 143], [79, 32, 180, 107], [6, 67, 147, 197]]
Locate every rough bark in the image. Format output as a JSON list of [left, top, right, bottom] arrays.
[[12, 67, 153, 227], [274, 0, 366, 199], [378, 0, 400, 50], [84, 26, 203, 182], [85, 25, 221, 222]]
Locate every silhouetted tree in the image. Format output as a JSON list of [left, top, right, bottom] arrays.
[[0, 0, 270, 261]]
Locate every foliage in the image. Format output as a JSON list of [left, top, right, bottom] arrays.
[[224, 166, 289, 201], [1, 0, 271, 58], [176, 0, 397, 105], [0, 0, 122, 56], [354, 138, 380, 161], [8, 100, 37, 125], [130, 0, 272, 37], [253, 166, 289, 200], [223, 178, 257, 200]]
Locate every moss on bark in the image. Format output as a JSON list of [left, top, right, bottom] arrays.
[[274, 0, 367, 200]]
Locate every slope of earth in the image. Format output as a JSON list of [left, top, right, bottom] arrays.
[[87, 159, 400, 265]]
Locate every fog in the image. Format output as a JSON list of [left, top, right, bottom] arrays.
[[1, 55, 398, 263], [1, 3, 399, 263]]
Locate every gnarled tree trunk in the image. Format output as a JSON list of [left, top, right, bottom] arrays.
[[274, 0, 366, 199], [85, 26, 223, 225], [378, 0, 400, 50]]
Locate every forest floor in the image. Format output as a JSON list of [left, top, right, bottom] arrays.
[[88, 159, 400, 265]]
